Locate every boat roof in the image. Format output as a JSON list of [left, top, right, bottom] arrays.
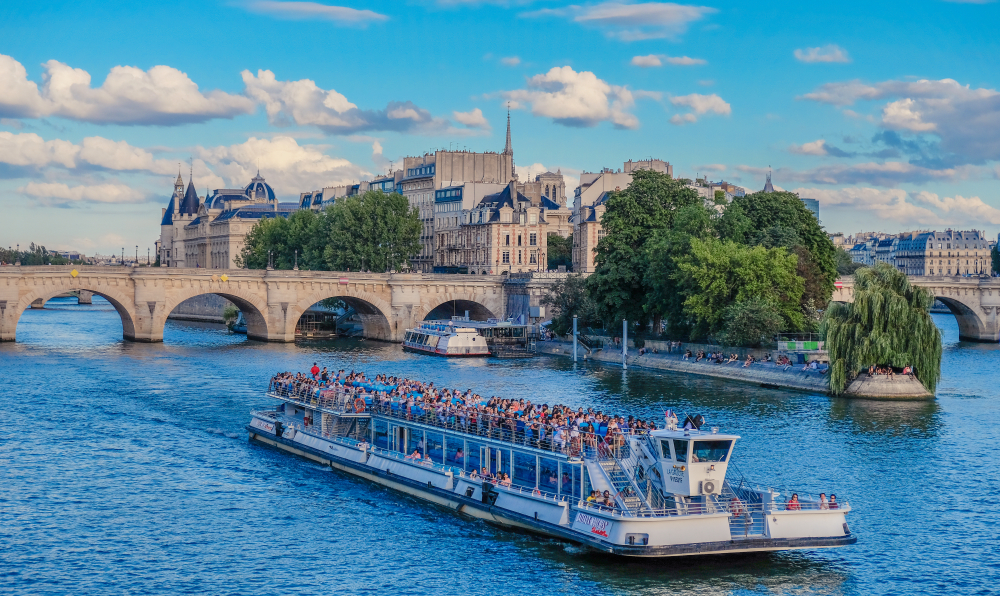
[[650, 428, 740, 441]]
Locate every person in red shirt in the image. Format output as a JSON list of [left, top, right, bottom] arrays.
[[310, 363, 319, 379]]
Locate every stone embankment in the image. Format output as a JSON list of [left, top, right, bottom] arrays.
[[537, 341, 933, 399]]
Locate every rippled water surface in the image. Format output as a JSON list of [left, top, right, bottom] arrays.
[[2, 297, 998, 595]]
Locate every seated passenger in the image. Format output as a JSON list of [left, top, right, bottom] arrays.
[[829, 494, 839, 510], [819, 493, 829, 510], [586, 490, 597, 503], [406, 449, 422, 460], [786, 493, 801, 511]]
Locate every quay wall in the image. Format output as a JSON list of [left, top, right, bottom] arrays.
[[537, 341, 933, 400]]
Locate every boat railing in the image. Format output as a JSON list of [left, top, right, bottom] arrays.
[[266, 381, 643, 459], [724, 462, 851, 513]]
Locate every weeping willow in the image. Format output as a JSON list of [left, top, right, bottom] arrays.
[[823, 263, 941, 394]]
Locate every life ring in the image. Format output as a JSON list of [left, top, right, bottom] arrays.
[[730, 497, 745, 518], [354, 398, 366, 413]]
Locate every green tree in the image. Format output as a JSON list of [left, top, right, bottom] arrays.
[[547, 233, 573, 270], [822, 263, 941, 394], [719, 297, 785, 348], [588, 169, 701, 327], [323, 190, 421, 272], [674, 237, 805, 338], [992, 244, 1000, 275], [729, 191, 837, 304], [835, 247, 863, 276], [713, 190, 726, 205], [540, 274, 600, 335]]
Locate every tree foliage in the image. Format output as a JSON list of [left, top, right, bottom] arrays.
[[992, 244, 1000, 275], [718, 297, 785, 348], [588, 169, 700, 326], [835, 247, 863, 276], [541, 274, 601, 335], [234, 191, 421, 272], [0, 243, 75, 266], [547, 233, 573, 270], [822, 263, 941, 394], [674, 237, 805, 338]]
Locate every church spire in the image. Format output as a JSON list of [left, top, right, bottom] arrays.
[[503, 107, 513, 156]]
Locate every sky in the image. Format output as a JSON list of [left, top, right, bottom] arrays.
[[1, 0, 999, 256]]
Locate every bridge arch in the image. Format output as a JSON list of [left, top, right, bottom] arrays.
[[288, 288, 393, 342], [160, 287, 271, 342], [4, 284, 137, 342], [931, 296, 993, 343], [423, 299, 498, 322]]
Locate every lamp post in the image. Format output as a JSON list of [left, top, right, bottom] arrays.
[[121, 248, 124, 267], [135, 245, 138, 267], [293, 250, 299, 271]]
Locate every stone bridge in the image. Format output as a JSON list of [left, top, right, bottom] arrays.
[[832, 275, 1000, 342], [0, 266, 561, 343]]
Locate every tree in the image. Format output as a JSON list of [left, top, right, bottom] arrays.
[[588, 169, 701, 327], [822, 263, 941, 394], [547, 233, 572, 270], [234, 191, 420, 272], [713, 190, 726, 205], [729, 191, 837, 304], [323, 191, 421, 272], [992, 244, 1000, 275], [835, 247, 863, 276], [719, 297, 785, 348], [674, 237, 805, 339], [540, 274, 600, 335]]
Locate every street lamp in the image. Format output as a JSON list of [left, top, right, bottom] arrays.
[[121, 248, 124, 267], [135, 245, 138, 266]]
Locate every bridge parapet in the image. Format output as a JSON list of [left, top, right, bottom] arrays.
[[833, 275, 1000, 342]]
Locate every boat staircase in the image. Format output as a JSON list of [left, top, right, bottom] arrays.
[[588, 439, 661, 513], [721, 463, 767, 539]]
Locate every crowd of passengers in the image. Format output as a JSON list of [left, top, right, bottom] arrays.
[[269, 366, 662, 457]]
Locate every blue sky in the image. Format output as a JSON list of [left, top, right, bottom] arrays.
[[1, 0, 999, 255]]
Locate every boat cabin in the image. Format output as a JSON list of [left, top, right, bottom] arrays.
[[645, 428, 739, 498]]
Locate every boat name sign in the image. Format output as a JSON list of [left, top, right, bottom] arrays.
[[574, 513, 610, 538]]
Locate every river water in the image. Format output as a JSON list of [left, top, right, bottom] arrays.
[[1, 296, 997, 595]]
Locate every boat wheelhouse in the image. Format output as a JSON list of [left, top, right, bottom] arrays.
[[248, 381, 856, 557], [401, 321, 491, 357]]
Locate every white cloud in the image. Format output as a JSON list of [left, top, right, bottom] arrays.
[[501, 56, 521, 66], [453, 108, 490, 130], [17, 181, 148, 205], [526, 2, 716, 41], [793, 186, 1000, 227], [696, 163, 726, 172], [501, 66, 639, 129], [241, 68, 466, 135], [793, 45, 851, 64], [739, 161, 974, 186], [631, 54, 706, 67], [668, 93, 730, 124], [371, 140, 389, 169], [800, 77, 1000, 164], [197, 135, 372, 192], [0, 131, 176, 174], [0, 54, 254, 125], [241, 1, 388, 26], [789, 139, 829, 156]]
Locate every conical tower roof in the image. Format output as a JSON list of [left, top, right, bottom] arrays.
[[179, 176, 199, 215]]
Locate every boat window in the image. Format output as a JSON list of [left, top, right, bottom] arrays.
[[539, 457, 559, 494], [513, 451, 537, 488], [445, 437, 465, 468], [673, 439, 689, 463], [691, 440, 732, 463], [660, 439, 672, 459], [425, 432, 444, 464], [407, 428, 424, 458], [466, 441, 484, 473], [374, 420, 388, 449]]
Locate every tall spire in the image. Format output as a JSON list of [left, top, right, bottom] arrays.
[[503, 106, 513, 155]]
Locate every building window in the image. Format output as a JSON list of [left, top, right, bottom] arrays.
[[529, 213, 537, 225], [505, 234, 510, 246], [502, 251, 510, 264], [518, 251, 522, 264], [518, 235, 522, 246], [529, 233, 537, 246], [529, 252, 537, 264]]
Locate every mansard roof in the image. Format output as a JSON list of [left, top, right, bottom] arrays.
[[179, 178, 200, 215], [161, 196, 175, 225]]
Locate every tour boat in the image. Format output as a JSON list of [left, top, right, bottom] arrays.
[[401, 321, 490, 357], [248, 380, 857, 557]]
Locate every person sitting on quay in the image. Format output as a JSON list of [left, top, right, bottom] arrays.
[[683, 349, 693, 361], [743, 355, 754, 368]]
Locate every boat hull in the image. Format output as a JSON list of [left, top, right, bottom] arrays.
[[247, 425, 857, 557], [402, 345, 489, 357]]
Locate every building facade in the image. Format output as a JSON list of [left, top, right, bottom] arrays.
[[848, 229, 990, 276]]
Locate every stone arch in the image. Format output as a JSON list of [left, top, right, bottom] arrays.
[[289, 288, 393, 342], [3, 283, 137, 342], [933, 296, 994, 342], [423, 299, 498, 322], [160, 287, 270, 342]]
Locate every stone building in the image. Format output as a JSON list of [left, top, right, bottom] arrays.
[[446, 181, 548, 274], [159, 171, 296, 269], [399, 114, 517, 272], [894, 230, 990, 276], [571, 159, 672, 273]]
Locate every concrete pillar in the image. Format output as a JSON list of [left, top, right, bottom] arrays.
[[77, 290, 93, 305]]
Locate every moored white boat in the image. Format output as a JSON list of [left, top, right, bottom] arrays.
[[247, 376, 857, 557], [402, 321, 490, 357]]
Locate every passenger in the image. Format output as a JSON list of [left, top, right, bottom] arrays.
[[829, 494, 839, 510], [786, 494, 801, 511], [586, 491, 597, 503], [310, 362, 320, 379], [406, 449, 422, 460], [499, 473, 512, 488], [819, 493, 829, 510]]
